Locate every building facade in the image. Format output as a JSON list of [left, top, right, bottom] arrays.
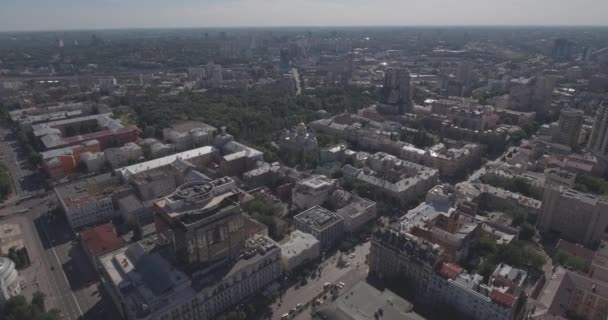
[[294, 206, 344, 250], [538, 185, 608, 247]]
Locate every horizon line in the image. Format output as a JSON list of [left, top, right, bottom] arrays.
[[2, 23, 608, 34]]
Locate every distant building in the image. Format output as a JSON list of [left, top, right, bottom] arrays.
[[0, 257, 21, 304], [538, 185, 608, 247], [588, 101, 608, 164], [313, 280, 426, 320], [378, 68, 412, 114], [294, 206, 344, 250], [554, 108, 584, 147], [280, 230, 320, 272], [342, 153, 439, 207], [31, 113, 138, 151]]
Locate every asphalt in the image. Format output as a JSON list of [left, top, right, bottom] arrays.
[[0, 125, 118, 320]]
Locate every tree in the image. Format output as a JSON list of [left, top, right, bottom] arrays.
[[519, 223, 535, 241], [127, 220, 143, 242], [2, 294, 60, 320]]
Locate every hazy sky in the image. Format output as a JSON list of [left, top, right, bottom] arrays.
[[1, 0, 608, 31]]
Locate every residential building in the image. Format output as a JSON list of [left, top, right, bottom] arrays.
[[100, 234, 281, 320], [292, 175, 336, 210], [431, 262, 526, 320], [554, 108, 584, 147], [55, 173, 133, 229], [538, 185, 608, 247], [41, 139, 101, 179], [590, 241, 608, 283], [162, 121, 216, 151], [0, 257, 21, 304], [104, 142, 143, 169], [369, 229, 443, 301], [117, 194, 153, 225], [313, 280, 426, 320], [377, 68, 412, 114], [294, 206, 344, 250], [31, 113, 138, 151], [399, 185, 478, 263], [588, 101, 608, 164], [115, 146, 216, 180], [330, 189, 377, 232], [280, 230, 320, 272], [342, 154, 439, 207], [79, 223, 126, 270], [530, 267, 608, 320]]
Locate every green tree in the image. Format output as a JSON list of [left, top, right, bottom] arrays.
[[519, 223, 535, 241]]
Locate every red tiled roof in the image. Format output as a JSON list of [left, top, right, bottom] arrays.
[[438, 262, 463, 279], [80, 223, 125, 257], [490, 290, 516, 308]]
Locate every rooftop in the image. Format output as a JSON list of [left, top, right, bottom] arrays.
[[314, 281, 426, 320], [295, 206, 343, 231], [280, 230, 319, 259], [80, 223, 126, 257], [116, 146, 215, 177]]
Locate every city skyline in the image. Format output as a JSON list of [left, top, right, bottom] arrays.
[[1, 0, 608, 32]]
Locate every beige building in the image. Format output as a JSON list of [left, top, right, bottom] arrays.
[[538, 185, 608, 247]]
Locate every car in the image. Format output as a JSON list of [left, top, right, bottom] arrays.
[[339, 281, 346, 287], [289, 308, 297, 314], [281, 313, 290, 319], [296, 303, 303, 309], [349, 254, 356, 259], [323, 282, 331, 289]]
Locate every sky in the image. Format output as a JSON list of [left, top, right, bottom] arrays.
[[1, 0, 608, 32]]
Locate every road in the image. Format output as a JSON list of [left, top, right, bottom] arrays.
[[271, 242, 370, 319], [291, 68, 302, 96], [0, 124, 116, 320]]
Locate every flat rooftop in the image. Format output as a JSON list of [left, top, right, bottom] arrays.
[[295, 206, 343, 231], [116, 146, 215, 177]]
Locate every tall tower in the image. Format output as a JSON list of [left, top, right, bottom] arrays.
[[379, 69, 412, 114], [554, 108, 584, 147], [589, 101, 608, 161]]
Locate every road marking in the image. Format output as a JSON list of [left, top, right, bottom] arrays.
[[38, 217, 84, 317]]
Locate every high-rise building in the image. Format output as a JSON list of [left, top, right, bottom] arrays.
[[378, 69, 412, 114], [153, 177, 247, 268], [554, 108, 584, 147], [538, 184, 608, 247], [589, 101, 608, 161]]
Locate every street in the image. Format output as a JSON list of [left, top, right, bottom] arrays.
[[271, 242, 370, 320], [0, 125, 117, 320]]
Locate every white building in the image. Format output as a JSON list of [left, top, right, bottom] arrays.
[[0, 257, 21, 304], [292, 176, 336, 210], [55, 173, 124, 229], [280, 230, 320, 272], [105, 142, 143, 169]]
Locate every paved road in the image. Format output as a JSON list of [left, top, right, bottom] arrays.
[[272, 242, 370, 319]]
